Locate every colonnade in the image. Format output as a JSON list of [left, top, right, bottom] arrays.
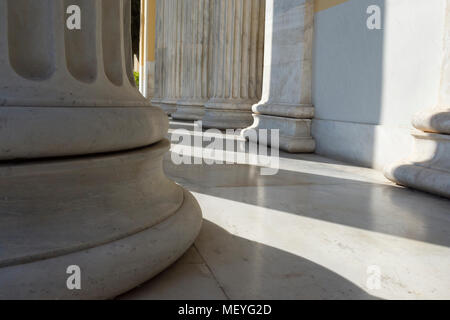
[[145, 0, 450, 198], [149, 0, 315, 145]]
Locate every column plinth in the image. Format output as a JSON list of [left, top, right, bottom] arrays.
[[202, 0, 265, 129], [242, 0, 315, 153], [0, 0, 202, 299]]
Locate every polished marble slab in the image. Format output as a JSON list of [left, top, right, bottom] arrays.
[[121, 121, 450, 300], [119, 247, 227, 300]]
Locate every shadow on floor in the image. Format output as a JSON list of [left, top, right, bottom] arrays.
[[196, 220, 378, 300], [164, 156, 450, 248], [119, 220, 378, 300]]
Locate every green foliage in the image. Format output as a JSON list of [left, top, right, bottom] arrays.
[[134, 71, 140, 87]]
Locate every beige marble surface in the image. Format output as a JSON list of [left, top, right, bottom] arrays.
[[119, 247, 227, 300], [120, 121, 450, 300]]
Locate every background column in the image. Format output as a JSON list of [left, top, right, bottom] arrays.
[[172, 0, 210, 121], [139, 0, 156, 99], [157, 0, 183, 115], [151, 0, 164, 107], [202, 0, 265, 129], [242, 0, 315, 153]]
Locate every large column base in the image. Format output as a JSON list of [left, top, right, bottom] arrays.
[[0, 140, 203, 299], [384, 131, 450, 198], [172, 101, 206, 121], [243, 114, 315, 153], [0, 106, 168, 160]]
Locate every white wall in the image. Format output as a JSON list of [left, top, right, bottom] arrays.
[[312, 0, 446, 169]]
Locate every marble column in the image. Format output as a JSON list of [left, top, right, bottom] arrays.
[[384, 1, 450, 198], [0, 0, 202, 299], [151, 0, 164, 107], [155, 0, 183, 115], [138, 0, 156, 99], [242, 0, 315, 153], [172, 0, 210, 121], [202, 0, 265, 129]]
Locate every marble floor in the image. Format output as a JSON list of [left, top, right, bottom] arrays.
[[120, 120, 450, 300]]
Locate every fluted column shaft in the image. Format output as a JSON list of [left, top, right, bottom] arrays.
[[243, 0, 315, 153], [139, 0, 157, 99], [152, 0, 165, 107], [172, 0, 211, 121], [0, 0, 167, 160], [1, 0, 141, 107], [202, 0, 265, 129], [156, 0, 183, 115], [385, 0, 450, 198]]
